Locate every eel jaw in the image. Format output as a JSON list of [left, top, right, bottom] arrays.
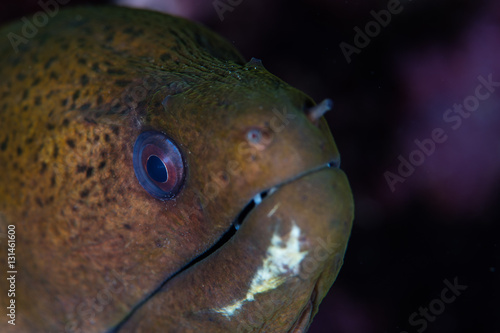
[[189, 160, 340, 267], [110, 160, 352, 332], [234, 186, 276, 230], [235, 159, 340, 231]]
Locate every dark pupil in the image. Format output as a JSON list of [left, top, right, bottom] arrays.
[[146, 155, 168, 183]]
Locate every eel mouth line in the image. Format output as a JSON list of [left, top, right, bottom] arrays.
[[178, 159, 340, 271], [109, 159, 339, 332]]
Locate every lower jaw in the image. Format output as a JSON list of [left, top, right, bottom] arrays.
[[112, 167, 353, 332]]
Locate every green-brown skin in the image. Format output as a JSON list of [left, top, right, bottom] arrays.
[[0, 6, 353, 333]]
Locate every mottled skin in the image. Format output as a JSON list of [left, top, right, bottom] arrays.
[[0, 6, 353, 333]]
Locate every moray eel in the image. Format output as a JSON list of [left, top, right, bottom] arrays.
[[0, 6, 353, 333]]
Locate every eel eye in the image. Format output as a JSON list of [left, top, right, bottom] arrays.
[[133, 131, 185, 200]]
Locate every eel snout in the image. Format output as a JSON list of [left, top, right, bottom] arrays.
[[115, 165, 354, 333]]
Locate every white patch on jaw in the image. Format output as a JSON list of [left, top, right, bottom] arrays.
[[213, 221, 308, 318]]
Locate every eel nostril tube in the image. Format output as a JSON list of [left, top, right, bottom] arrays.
[[306, 98, 333, 124]]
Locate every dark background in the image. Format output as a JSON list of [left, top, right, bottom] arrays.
[[1, 0, 498, 332]]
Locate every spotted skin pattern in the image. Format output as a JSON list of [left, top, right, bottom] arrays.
[[0, 6, 353, 333]]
